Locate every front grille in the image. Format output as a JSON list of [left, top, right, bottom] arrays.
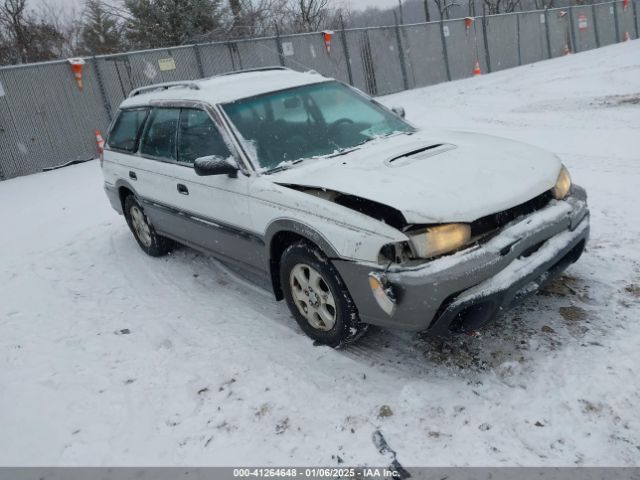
[[470, 190, 553, 239]]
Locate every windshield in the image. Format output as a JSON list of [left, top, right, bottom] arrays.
[[222, 81, 414, 171]]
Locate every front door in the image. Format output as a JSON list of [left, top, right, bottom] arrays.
[[143, 107, 264, 272]]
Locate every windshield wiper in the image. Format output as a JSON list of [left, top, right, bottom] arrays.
[[263, 159, 304, 175], [328, 146, 363, 158]]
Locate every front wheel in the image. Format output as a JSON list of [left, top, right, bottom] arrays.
[[280, 241, 368, 348]]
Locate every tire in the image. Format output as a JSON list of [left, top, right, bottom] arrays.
[[280, 241, 368, 348], [123, 195, 174, 257]]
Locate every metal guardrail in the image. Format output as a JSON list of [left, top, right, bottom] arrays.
[[0, 0, 638, 180]]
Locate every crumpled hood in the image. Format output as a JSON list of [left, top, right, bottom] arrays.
[[271, 130, 562, 224]]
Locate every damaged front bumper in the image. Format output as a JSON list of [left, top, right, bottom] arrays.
[[333, 187, 590, 336]]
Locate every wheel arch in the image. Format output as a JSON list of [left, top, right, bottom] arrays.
[[114, 179, 139, 213], [265, 219, 340, 301]]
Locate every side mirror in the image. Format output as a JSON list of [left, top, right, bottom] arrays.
[[194, 156, 238, 177], [391, 106, 406, 119]]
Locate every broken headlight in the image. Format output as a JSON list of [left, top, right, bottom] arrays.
[[408, 223, 471, 259], [552, 165, 572, 200]]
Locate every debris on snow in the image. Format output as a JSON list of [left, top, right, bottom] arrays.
[[559, 306, 587, 322], [377, 405, 393, 418]]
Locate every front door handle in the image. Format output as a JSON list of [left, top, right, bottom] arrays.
[[129, 171, 137, 180], [177, 183, 189, 195]]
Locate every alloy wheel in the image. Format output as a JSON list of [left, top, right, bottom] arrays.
[[289, 263, 337, 331], [130, 205, 152, 248]]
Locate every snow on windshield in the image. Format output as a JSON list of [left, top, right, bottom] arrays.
[[222, 81, 414, 171]]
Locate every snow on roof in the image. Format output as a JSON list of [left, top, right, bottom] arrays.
[[119, 68, 329, 108]]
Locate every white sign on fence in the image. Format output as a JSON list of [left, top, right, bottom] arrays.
[[158, 58, 176, 71], [0, 80, 5, 97], [282, 42, 295, 56], [540, 13, 546, 23], [610, 5, 614, 14], [443, 25, 450, 37], [578, 14, 588, 30]]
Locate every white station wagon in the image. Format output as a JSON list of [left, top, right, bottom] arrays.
[[102, 67, 590, 347]]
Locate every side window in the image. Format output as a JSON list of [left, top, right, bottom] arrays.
[[177, 109, 231, 164], [140, 108, 180, 161], [108, 108, 148, 152]]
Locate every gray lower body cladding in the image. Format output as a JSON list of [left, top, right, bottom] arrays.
[[107, 180, 590, 336], [333, 187, 590, 336]]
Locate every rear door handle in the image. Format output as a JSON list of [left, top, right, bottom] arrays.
[[177, 183, 189, 195], [129, 171, 137, 180]]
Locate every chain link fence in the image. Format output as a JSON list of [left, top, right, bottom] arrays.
[[0, 0, 638, 180]]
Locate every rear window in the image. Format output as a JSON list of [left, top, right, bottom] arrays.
[[108, 108, 148, 152]]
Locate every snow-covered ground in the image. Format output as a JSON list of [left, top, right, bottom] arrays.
[[1, 41, 639, 467]]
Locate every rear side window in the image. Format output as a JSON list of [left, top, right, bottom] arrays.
[[108, 108, 148, 152], [177, 109, 231, 164], [140, 108, 180, 161]]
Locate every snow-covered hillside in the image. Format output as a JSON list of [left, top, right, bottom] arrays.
[[1, 41, 639, 467]]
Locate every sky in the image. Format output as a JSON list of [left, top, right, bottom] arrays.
[[32, 0, 401, 13]]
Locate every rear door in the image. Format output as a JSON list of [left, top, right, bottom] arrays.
[[128, 107, 184, 234]]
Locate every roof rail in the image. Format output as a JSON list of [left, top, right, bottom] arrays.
[[219, 66, 290, 77], [128, 81, 201, 98]]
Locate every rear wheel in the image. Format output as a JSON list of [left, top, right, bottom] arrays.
[[280, 241, 368, 347], [123, 195, 174, 257]]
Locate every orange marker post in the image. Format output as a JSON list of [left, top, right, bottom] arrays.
[[473, 60, 481, 76], [68, 58, 86, 91], [322, 31, 334, 54]]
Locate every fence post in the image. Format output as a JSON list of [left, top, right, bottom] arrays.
[[544, 9, 553, 58], [569, 6, 578, 52], [634, 0, 639, 38], [339, 15, 354, 86], [274, 24, 286, 66], [91, 55, 112, 123], [393, 12, 410, 91], [363, 30, 378, 95], [613, 0, 621, 41], [193, 44, 205, 78], [482, 4, 492, 73], [516, 13, 522, 66], [592, 3, 601, 47], [439, 19, 452, 81]]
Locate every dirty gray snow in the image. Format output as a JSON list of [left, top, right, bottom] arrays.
[[1, 41, 639, 466]]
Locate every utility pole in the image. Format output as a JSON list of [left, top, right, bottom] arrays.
[[424, 0, 431, 22]]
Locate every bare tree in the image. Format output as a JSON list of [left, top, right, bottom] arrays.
[[423, 0, 431, 22], [0, 0, 29, 62], [38, 1, 83, 57], [78, 0, 123, 54], [432, 0, 462, 19], [226, 0, 288, 38], [483, 0, 522, 14], [287, 0, 330, 32], [0, 0, 70, 64]]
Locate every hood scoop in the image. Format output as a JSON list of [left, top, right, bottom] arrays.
[[386, 143, 457, 168]]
